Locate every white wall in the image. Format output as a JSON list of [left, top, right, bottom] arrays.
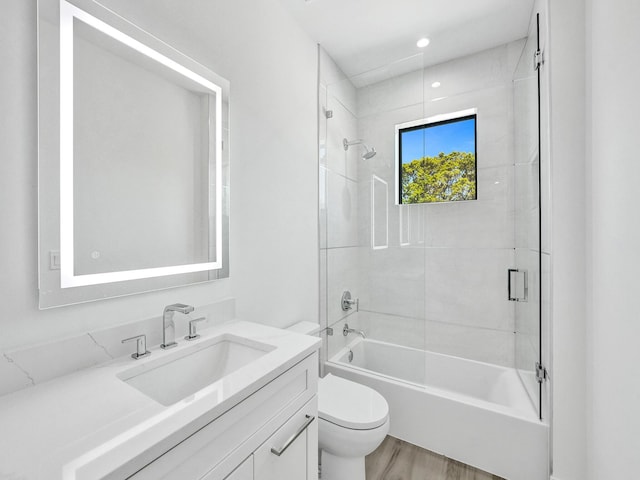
[[547, 0, 587, 478], [587, 0, 640, 478], [0, 0, 318, 351]]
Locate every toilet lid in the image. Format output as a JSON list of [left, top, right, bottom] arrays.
[[318, 374, 389, 430]]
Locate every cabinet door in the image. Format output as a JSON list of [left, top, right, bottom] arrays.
[[222, 456, 253, 480], [254, 400, 318, 480]]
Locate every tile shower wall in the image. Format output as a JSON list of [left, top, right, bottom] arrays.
[[356, 42, 526, 367], [322, 41, 527, 368]]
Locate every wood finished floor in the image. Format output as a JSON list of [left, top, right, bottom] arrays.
[[365, 436, 505, 480]]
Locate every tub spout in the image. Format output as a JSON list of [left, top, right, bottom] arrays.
[[343, 323, 366, 339]]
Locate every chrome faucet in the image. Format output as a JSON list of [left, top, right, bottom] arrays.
[[343, 323, 366, 339], [161, 303, 194, 349], [121, 334, 150, 360]]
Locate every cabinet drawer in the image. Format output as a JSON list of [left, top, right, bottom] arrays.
[[127, 352, 317, 480]]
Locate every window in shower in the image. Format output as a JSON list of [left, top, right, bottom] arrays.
[[396, 109, 477, 204]]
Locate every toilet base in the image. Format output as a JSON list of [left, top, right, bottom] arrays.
[[320, 450, 365, 480]]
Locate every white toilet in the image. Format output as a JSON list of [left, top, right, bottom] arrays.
[[318, 373, 389, 480]]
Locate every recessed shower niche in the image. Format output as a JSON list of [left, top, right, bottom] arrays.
[[37, 0, 230, 308]]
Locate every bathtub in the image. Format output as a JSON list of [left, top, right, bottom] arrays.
[[325, 338, 549, 480]]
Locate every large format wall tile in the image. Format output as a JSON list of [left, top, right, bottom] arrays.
[[424, 319, 515, 367], [359, 246, 425, 320], [319, 166, 328, 249], [513, 70, 539, 166], [540, 252, 551, 369], [326, 247, 360, 326], [424, 247, 515, 332], [424, 165, 515, 249], [357, 103, 424, 176], [514, 159, 540, 250], [327, 170, 359, 248], [358, 311, 425, 350], [326, 77, 358, 120], [320, 248, 327, 328], [326, 93, 359, 181], [515, 329, 539, 407], [422, 41, 524, 103], [421, 85, 514, 169], [319, 84, 328, 169]]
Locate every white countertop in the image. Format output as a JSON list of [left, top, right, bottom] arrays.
[[0, 321, 320, 480]]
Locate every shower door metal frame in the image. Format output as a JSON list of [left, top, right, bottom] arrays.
[[534, 12, 546, 421]]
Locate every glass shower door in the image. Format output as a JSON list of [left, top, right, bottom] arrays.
[[320, 54, 428, 385], [513, 13, 543, 419]]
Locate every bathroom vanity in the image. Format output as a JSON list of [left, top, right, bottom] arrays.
[[0, 322, 320, 480]]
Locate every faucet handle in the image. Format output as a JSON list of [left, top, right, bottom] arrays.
[[341, 291, 359, 312], [185, 317, 207, 341], [122, 334, 150, 360]]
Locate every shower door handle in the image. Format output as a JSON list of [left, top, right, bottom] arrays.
[[508, 269, 528, 302]]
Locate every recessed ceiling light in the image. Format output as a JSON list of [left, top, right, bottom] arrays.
[[431, 81, 441, 88], [416, 38, 430, 48]]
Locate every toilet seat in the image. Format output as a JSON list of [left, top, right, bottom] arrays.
[[318, 373, 389, 430]]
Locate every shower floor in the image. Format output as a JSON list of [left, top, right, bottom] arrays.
[[366, 436, 505, 480]]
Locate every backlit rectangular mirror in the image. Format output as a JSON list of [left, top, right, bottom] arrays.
[[38, 0, 230, 308]]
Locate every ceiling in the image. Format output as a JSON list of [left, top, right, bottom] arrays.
[[278, 0, 535, 80]]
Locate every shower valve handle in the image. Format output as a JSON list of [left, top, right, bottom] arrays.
[[341, 291, 359, 311]]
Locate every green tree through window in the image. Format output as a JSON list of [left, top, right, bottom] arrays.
[[401, 151, 476, 203], [398, 113, 477, 204]]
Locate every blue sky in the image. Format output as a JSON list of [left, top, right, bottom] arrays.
[[401, 118, 475, 163]]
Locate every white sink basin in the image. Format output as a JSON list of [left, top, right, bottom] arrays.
[[117, 334, 275, 406]]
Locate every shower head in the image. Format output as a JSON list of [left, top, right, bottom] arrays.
[[343, 138, 377, 160], [362, 147, 377, 160]]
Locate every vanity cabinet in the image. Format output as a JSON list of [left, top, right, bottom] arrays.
[[126, 352, 318, 480], [222, 457, 252, 480]]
